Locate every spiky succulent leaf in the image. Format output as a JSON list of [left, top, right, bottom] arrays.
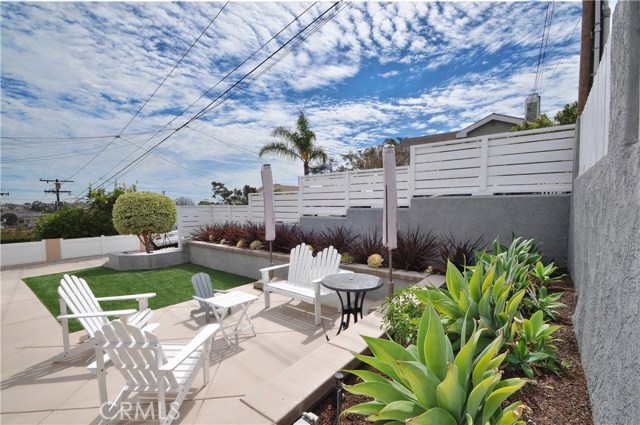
[[368, 400, 426, 422], [406, 407, 458, 425], [396, 361, 440, 409], [481, 380, 526, 423], [436, 363, 464, 420]]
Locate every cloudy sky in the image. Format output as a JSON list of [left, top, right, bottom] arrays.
[[1, 1, 583, 204]]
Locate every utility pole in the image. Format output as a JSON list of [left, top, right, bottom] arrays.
[[40, 178, 73, 211], [578, 0, 596, 116]]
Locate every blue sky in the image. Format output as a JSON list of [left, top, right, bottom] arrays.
[[1, 1, 583, 204]]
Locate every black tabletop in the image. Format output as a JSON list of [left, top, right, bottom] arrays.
[[322, 273, 384, 292]]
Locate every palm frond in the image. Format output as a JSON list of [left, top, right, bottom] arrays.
[[258, 142, 301, 161]]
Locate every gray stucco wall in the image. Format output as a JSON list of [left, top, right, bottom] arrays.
[[301, 194, 570, 266], [568, 3, 640, 425]]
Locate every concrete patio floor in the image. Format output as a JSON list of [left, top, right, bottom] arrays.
[[0, 257, 444, 425]]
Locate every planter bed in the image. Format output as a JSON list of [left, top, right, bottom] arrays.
[[311, 276, 593, 425]]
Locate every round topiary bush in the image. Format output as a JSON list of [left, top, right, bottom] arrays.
[[112, 192, 176, 253]]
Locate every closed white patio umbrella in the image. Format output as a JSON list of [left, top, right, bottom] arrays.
[[261, 164, 276, 265], [382, 145, 398, 297]]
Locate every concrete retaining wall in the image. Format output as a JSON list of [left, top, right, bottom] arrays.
[[301, 194, 570, 266], [568, 3, 640, 424], [106, 248, 188, 271]]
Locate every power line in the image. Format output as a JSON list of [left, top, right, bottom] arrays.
[[152, 1, 320, 158], [533, 2, 555, 94], [89, 2, 343, 193], [83, 1, 321, 186], [542, 15, 581, 94], [0, 128, 176, 143], [64, 1, 230, 182]]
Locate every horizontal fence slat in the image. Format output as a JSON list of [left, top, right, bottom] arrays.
[[487, 172, 573, 186], [488, 138, 574, 156], [487, 150, 574, 166], [488, 161, 573, 176]]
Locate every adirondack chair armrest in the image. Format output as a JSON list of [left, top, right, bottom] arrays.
[[259, 263, 290, 273], [57, 309, 138, 320], [193, 295, 210, 304], [260, 263, 290, 284], [95, 293, 156, 302], [160, 324, 220, 372], [142, 322, 161, 333], [338, 269, 354, 274], [96, 293, 156, 311]]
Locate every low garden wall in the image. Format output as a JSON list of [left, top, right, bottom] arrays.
[[187, 240, 429, 287], [106, 247, 188, 271]]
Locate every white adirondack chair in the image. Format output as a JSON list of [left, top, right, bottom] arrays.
[[57, 274, 156, 360], [91, 320, 219, 425], [260, 244, 349, 326], [190, 272, 232, 322]]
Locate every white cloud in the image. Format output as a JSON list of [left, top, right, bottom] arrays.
[[0, 2, 583, 203]]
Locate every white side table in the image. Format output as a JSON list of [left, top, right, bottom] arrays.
[[204, 291, 259, 346]]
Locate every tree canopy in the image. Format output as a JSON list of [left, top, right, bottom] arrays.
[[512, 101, 578, 132], [112, 191, 176, 253], [34, 183, 134, 240], [211, 181, 257, 205], [259, 112, 328, 175]]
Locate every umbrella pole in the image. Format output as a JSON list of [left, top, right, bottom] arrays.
[[388, 248, 394, 298], [269, 241, 273, 266]]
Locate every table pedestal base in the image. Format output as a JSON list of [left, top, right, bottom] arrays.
[[335, 290, 368, 335]]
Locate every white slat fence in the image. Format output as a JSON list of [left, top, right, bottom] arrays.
[[178, 125, 575, 234], [579, 40, 611, 175]]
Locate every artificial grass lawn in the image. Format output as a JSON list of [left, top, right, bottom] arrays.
[[23, 263, 254, 333]]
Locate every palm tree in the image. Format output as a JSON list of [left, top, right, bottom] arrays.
[[259, 112, 328, 175]]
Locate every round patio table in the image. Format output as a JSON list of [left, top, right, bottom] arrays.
[[322, 273, 384, 335]]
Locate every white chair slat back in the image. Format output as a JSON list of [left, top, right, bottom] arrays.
[[288, 243, 314, 285], [59, 274, 107, 336], [192, 273, 215, 300], [311, 246, 342, 282]]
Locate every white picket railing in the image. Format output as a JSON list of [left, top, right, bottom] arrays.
[[178, 125, 575, 234], [579, 40, 611, 176]]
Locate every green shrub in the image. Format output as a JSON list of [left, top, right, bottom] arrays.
[[112, 192, 176, 253], [381, 284, 425, 346], [343, 303, 526, 424], [0, 227, 36, 244]]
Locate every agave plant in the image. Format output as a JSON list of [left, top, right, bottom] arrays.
[[522, 285, 566, 321], [475, 237, 542, 291], [342, 303, 526, 424], [413, 261, 525, 350], [506, 310, 561, 378], [528, 261, 564, 286]]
